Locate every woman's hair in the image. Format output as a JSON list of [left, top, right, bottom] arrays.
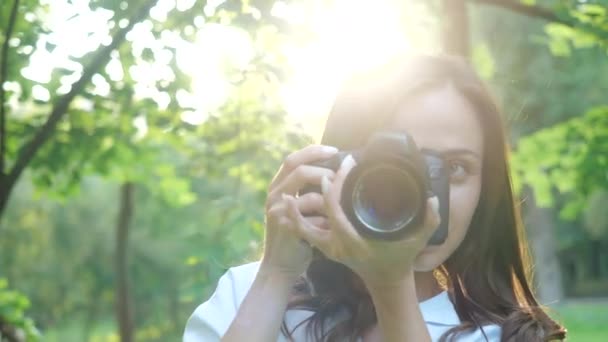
[[280, 55, 566, 341]]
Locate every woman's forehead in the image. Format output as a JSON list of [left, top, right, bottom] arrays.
[[389, 85, 484, 156]]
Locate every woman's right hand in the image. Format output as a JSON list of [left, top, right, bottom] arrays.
[[260, 145, 339, 280]]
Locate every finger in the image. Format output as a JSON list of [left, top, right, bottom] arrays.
[[285, 194, 330, 249], [276, 216, 293, 230], [421, 196, 441, 240], [277, 214, 328, 232], [322, 155, 359, 238], [270, 145, 339, 186], [306, 216, 329, 230], [294, 192, 326, 216], [270, 165, 336, 199], [266, 201, 285, 222], [269, 191, 324, 211], [267, 194, 326, 225], [327, 154, 357, 205]]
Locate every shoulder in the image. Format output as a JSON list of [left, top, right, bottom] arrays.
[[218, 261, 261, 305], [421, 292, 502, 341], [183, 261, 260, 342], [200, 261, 261, 311], [445, 325, 501, 342]]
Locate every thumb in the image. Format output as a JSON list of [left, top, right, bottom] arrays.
[[424, 196, 441, 238]]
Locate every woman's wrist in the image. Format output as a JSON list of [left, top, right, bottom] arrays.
[[258, 260, 304, 286], [364, 270, 431, 342], [223, 262, 299, 342], [361, 267, 416, 295]]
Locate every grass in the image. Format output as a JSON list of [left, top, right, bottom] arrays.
[[42, 317, 181, 342], [551, 299, 608, 341], [42, 300, 608, 341]]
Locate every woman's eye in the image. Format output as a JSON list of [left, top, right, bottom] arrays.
[[448, 160, 468, 180]]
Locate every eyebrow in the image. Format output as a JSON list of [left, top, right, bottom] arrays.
[[440, 149, 481, 160]]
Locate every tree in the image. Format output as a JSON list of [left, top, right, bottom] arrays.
[[512, 106, 608, 288], [439, 0, 608, 302], [473, 0, 608, 298], [115, 182, 135, 342], [0, 0, 158, 218], [1, 1, 308, 339]]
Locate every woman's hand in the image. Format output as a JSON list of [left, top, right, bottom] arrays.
[[261, 145, 338, 280], [222, 145, 337, 342], [282, 154, 441, 287]]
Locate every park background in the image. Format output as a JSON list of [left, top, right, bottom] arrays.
[[0, 0, 607, 341]]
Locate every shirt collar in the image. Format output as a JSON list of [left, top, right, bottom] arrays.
[[419, 291, 461, 326]]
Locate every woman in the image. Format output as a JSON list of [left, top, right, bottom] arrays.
[[184, 55, 566, 341]]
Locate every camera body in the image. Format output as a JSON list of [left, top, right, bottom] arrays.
[[305, 131, 450, 244]]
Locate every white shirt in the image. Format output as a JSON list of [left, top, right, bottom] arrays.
[[184, 262, 501, 341]]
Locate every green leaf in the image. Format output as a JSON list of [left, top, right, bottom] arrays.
[[472, 43, 495, 79]]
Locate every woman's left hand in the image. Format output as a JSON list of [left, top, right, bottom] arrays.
[[283, 154, 441, 287]]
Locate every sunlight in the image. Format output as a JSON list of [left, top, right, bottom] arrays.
[[21, 0, 113, 88], [278, 0, 411, 141], [175, 23, 255, 125], [175, 0, 414, 135], [18, 0, 420, 137]]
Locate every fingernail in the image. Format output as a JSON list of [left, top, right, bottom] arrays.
[[430, 196, 439, 214], [321, 145, 339, 154], [340, 154, 356, 169], [321, 175, 330, 195]]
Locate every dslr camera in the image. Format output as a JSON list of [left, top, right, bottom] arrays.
[[304, 131, 449, 244]]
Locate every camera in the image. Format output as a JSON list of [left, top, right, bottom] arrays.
[[303, 131, 449, 244]]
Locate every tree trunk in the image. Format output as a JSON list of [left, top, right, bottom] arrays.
[[0, 0, 157, 225], [591, 240, 601, 279], [0, 315, 22, 342], [441, 0, 470, 57], [0, 183, 10, 225], [523, 187, 564, 303], [115, 182, 135, 342]]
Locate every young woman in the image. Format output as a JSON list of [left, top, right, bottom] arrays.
[[183, 55, 567, 341]]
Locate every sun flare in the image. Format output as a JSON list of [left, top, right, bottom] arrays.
[[279, 0, 412, 141], [23, 0, 424, 142]]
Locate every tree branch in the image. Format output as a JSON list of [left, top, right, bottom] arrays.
[[442, 0, 470, 57], [471, 0, 608, 47], [471, 0, 564, 24], [0, 0, 21, 178], [0, 0, 158, 218]]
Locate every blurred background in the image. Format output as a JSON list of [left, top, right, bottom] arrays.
[[0, 0, 606, 341]]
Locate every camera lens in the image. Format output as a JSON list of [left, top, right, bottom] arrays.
[[351, 164, 423, 233]]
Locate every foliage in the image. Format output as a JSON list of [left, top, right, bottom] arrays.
[[472, 1, 608, 135], [1, 0, 309, 339], [0, 278, 40, 341], [545, 1, 608, 57], [473, 1, 608, 228], [0, 0, 295, 208], [472, 0, 608, 297], [511, 106, 607, 222]]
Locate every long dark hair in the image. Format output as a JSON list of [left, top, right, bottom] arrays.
[[281, 55, 566, 341]]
